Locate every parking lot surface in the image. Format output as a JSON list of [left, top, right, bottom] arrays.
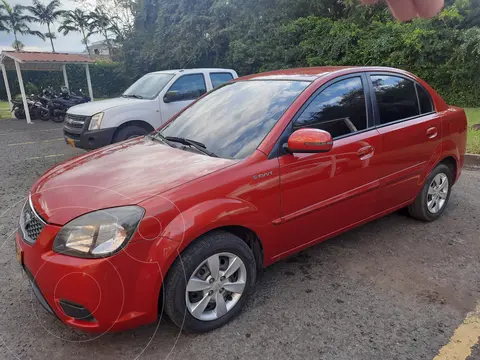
[[0, 118, 479, 360]]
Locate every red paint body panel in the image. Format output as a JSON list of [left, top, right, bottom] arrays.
[[17, 67, 467, 332]]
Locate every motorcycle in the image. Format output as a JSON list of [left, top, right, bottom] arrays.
[[47, 87, 91, 123], [33, 88, 55, 121], [12, 97, 37, 120]]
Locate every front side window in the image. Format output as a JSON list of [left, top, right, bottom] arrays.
[[371, 75, 420, 124], [293, 77, 367, 138], [123, 73, 174, 100], [210, 73, 234, 88], [160, 80, 309, 159], [165, 74, 207, 102]]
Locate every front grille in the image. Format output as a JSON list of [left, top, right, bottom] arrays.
[[20, 199, 46, 244], [65, 114, 88, 129]]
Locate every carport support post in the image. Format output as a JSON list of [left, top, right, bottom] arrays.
[[14, 60, 32, 124], [62, 64, 69, 89], [1, 63, 13, 116], [85, 64, 93, 101]]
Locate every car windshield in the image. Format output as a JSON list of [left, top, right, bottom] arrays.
[[159, 80, 309, 159], [123, 73, 174, 100]]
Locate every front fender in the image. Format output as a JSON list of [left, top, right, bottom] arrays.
[[162, 198, 264, 248]]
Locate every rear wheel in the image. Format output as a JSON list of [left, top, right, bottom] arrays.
[[408, 163, 453, 221], [113, 125, 148, 143], [14, 108, 26, 119], [51, 114, 65, 123], [164, 231, 256, 333]]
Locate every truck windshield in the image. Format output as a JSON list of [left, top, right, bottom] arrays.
[[159, 80, 309, 159], [123, 73, 174, 100]]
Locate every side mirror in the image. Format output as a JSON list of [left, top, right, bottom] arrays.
[[286, 128, 333, 154], [164, 91, 180, 103]]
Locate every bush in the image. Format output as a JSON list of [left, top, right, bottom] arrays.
[[0, 61, 130, 100]]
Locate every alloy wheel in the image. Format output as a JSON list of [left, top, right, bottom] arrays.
[[427, 173, 449, 214], [185, 252, 247, 321]]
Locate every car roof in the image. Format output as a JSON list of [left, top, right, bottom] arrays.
[[237, 66, 411, 82], [150, 68, 236, 75]]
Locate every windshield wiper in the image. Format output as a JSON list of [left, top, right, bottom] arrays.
[[165, 136, 218, 157], [149, 133, 174, 147], [122, 94, 143, 99]]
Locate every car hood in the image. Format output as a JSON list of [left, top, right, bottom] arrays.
[[30, 138, 237, 225], [67, 97, 146, 116]]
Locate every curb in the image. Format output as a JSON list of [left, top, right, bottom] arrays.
[[464, 153, 480, 170]]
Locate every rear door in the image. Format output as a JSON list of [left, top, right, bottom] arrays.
[[161, 73, 208, 121], [368, 73, 441, 209], [275, 74, 383, 256], [208, 72, 235, 89]]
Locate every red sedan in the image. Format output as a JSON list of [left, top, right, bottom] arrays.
[[16, 67, 467, 333]]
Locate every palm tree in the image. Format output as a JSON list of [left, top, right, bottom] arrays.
[[0, 0, 45, 50], [27, 0, 64, 52], [58, 9, 92, 55], [11, 39, 24, 51], [88, 7, 116, 54]]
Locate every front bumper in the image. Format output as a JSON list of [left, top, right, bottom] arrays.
[[15, 226, 174, 332], [64, 127, 116, 150], [63, 114, 116, 150]]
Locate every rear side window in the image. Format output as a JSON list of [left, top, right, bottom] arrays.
[[371, 75, 419, 124], [167, 74, 207, 102], [416, 83, 434, 114], [210, 73, 234, 88], [293, 77, 367, 138]]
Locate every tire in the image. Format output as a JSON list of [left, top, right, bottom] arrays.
[[34, 108, 50, 121], [408, 163, 453, 222], [113, 125, 148, 143], [164, 231, 257, 333], [51, 114, 65, 123], [14, 108, 26, 120]]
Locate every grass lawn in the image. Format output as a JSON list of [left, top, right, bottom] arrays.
[[465, 108, 480, 154], [0, 101, 11, 119]]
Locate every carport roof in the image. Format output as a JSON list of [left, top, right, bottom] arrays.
[[0, 51, 94, 71]]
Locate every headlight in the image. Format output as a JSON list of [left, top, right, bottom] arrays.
[[88, 112, 104, 130], [53, 206, 144, 258]]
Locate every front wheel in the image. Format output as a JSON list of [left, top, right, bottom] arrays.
[[164, 231, 257, 333], [408, 163, 453, 221], [113, 125, 148, 143]]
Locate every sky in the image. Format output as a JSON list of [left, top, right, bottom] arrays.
[[0, 0, 101, 53]]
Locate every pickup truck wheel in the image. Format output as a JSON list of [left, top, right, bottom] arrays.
[[164, 231, 256, 333], [113, 125, 148, 143], [408, 163, 453, 222]]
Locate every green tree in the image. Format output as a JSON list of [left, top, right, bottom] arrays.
[[88, 7, 117, 54], [0, 0, 45, 50], [58, 9, 92, 55], [27, 0, 64, 52]]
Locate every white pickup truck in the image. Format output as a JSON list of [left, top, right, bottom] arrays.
[[63, 68, 238, 150]]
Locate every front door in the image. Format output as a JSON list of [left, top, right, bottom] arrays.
[[274, 75, 382, 257], [162, 73, 208, 121]]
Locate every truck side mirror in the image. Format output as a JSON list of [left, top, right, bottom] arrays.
[[164, 91, 181, 103]]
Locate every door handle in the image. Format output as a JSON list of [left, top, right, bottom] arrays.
[[357, 145, 374, 160], [426, 127, 438, 139]]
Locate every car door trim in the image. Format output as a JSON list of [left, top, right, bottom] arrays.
[[272, 178, 380, 225]]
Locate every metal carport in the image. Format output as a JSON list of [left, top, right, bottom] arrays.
[[0, 51, 95, 124]]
